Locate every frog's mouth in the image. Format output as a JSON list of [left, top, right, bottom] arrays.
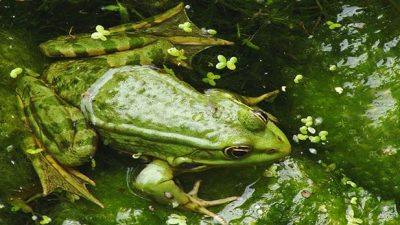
[[170, 145, 290, 173], [177, 162, 209, 172]]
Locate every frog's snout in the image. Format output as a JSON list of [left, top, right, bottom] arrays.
[[273, 130, 292, 157], [279, 144, 292, 156]]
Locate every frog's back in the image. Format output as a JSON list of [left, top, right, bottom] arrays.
[[80, 66, 249, 149]]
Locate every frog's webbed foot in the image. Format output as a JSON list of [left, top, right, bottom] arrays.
[[29, 147, 103, 208], [184, 180, 238, 225]]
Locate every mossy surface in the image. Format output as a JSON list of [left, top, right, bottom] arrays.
[[0, 0, 399, 224]]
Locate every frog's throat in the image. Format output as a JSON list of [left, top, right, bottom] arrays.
[[80, 66, 221, 149]]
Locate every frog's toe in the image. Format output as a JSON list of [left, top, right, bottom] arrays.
[[187, 180, 239, 207], [184, 180, 238, 225]]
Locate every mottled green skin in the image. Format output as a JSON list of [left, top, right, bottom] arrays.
[[40, 34, 157, 58], [17, 76, 97, 166], [44, 40, 173, 106], [39, 60, 291, 168], [77, 66, 290, 168]]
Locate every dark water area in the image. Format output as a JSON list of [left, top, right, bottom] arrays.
[[0, 0, 399, 224]]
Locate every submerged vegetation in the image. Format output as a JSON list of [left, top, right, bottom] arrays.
[[1, 0, 399, 224]]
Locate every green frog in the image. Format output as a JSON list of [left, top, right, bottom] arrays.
[[15, 3, 290, 224]]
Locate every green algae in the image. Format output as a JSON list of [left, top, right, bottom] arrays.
[[268, 0, 400, 200], [0, 0, 400, 224]]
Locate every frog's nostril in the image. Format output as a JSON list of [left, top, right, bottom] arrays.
[[277, 135, 283, 142], [266, 149, 277, 154]]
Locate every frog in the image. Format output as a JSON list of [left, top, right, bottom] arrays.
[[15, 3, 291, 224]]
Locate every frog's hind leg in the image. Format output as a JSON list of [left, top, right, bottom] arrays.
[[16, 76, 102, 207], [110, 2, 233, 68], [109, 3, 185, 33]]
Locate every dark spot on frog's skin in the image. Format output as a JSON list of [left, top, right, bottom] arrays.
[[164, 192, 174, 199], [72, 43, 89, 57], [127, 54, 141, 65], [129, 37, 145, 48], [148, 48, 165, 65]]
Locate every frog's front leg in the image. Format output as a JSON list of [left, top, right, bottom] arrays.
[[133, 160, 237, 225]]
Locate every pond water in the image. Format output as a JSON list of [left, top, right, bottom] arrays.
[[0, 0, 399, 224]]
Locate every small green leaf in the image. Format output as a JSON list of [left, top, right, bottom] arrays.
[[297, 134, 309, 141], [207, 29, 217, 35], [294, 74, 304, 83], [202, 72, 221, 86], [91, 25, 110, 41], [242, 39, 260, 50], [178, 22, 192, 33], [39, 215, 52, 225], [299, 126, 308, 134], [227, 57, 237, 70], [326, 21, 342, 30], [167, 48, 187, 61], [309, 136, 321, 143], [10, 67, 23, 78], [102, 5, 120, 11], [26, 148, 44, 154]]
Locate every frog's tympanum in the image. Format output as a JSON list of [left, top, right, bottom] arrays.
[[15, 3, 290, 224]]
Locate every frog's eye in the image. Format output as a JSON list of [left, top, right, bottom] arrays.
[[253, 110, 269, 124], [224, 146, 252, 159]]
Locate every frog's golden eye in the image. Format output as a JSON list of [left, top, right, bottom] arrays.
[[253, 110, 269, 124], [224, 146, 252, 159]]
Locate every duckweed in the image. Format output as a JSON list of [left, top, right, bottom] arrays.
[[216, 55, 237, 70], [294, 74, 303, 83], [207, 29, 217, 35], [202, 72, 221, 86], [91, 25, 110, 41], [167, 47, 187, 62], [25, 148, 43, 154], [326, 21, 342, 30], [9, 67, 23, 78], [39, 215, 52, 225], [178, 22, 192, 32]]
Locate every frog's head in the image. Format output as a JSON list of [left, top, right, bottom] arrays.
[[165, 90, 291, 171]]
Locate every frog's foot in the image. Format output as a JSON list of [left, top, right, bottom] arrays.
[[184, 180, 238, 225], [31, 151, 103, 208], [187, 180, 238, 207], [241, 90, 280, 106]]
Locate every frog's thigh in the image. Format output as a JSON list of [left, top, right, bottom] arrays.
[[134, 159, 190, 206], [16, 76, 97, 166]]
